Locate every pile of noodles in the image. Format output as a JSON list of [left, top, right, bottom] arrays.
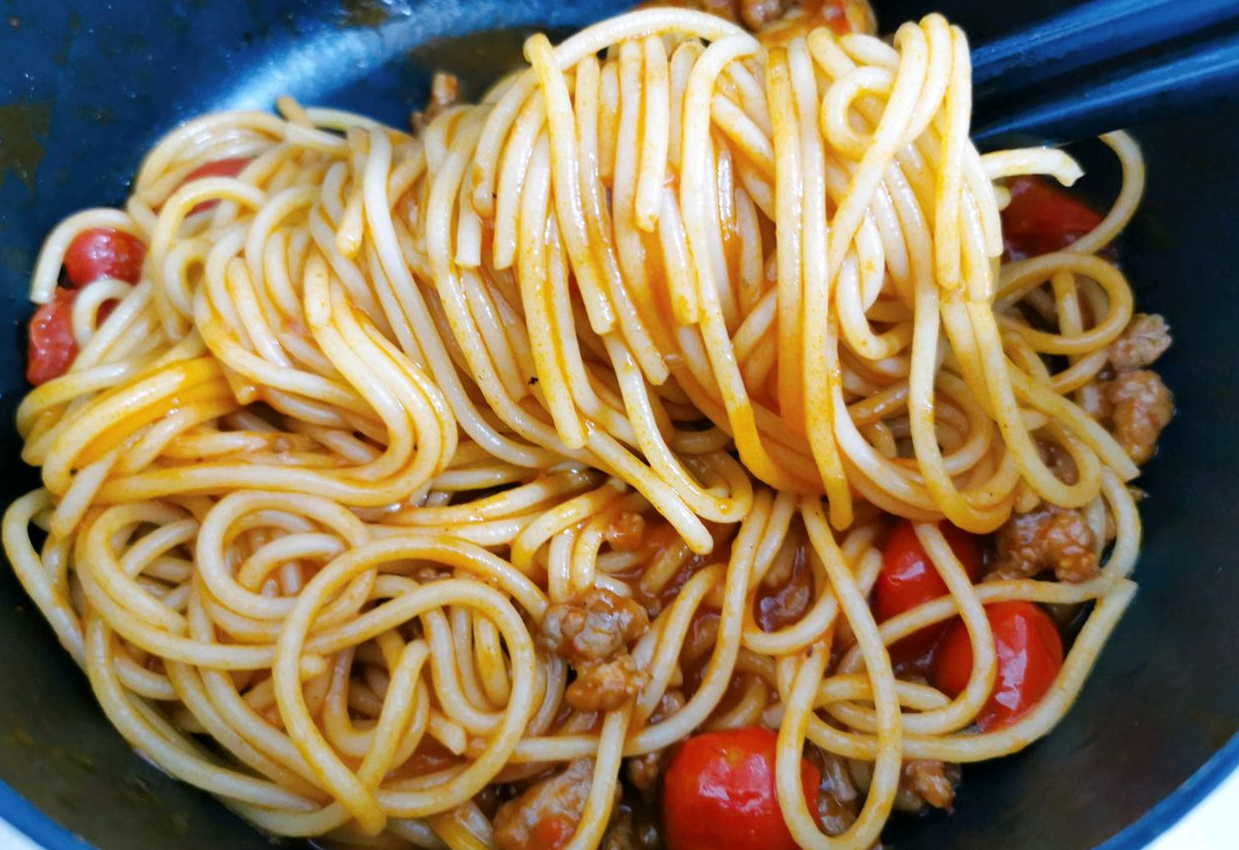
[[3, 8, 1145, 850]]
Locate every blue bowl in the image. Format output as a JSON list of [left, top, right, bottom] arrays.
[[0, 2, 1236, 848]]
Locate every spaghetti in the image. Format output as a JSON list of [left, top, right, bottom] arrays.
[[4, 6, 1165, 850]]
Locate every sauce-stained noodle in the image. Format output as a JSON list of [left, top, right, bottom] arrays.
[[5, 7, 1154, 850]]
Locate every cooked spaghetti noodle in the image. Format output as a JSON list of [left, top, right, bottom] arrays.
[[4, 6, 1165, 850]]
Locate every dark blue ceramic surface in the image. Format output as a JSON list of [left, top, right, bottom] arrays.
[[1, 2, 1237, 848]]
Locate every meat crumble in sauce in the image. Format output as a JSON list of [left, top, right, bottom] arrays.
[[992, 501, 1100, 583], [756, 541, 814, 631], [1106, 369, 1175, 466], [607, 511, 649, 552], [1082, 369, 1177, 463], [567, 654, 648, 712], [539, 587, 650, 663], [808, 748, 863, 836], [601, 808, 662, 850], [625, 690, 687, 797], [494, 759, 603, 850], [845, 749, 960, 821], [897, 759, 960, 813], [1109, 312, 1172, 372], [1084, 311, 1176, 467], [538, 587, 651, 711]]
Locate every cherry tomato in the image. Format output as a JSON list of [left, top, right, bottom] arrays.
[[663, 726, 819, 850], [875, 519, 982, 661], [63, 228, 146, 287], [1002, 176, 1104, 261], [932, 600, 1064, 731], [27, 287, 79, 385], [181, 157, 252, 215]]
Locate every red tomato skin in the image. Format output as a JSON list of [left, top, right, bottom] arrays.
[[1002, 176, 1104, 260], [182, 157, 252, 215], [875, 520, 982, 660], [663, 727, 819, 850], [63, 228, 146, 286], [27, 287, 79, 385], [932, 600, 1064, 731]]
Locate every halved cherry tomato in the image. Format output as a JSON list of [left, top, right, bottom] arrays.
[[63, 228, 146, 286], [931, 600, 1064, 731], [663, 726, 819, 850], [875, 519, 982, 662], [181, 157, 252, 215], [1001, 175, 1104, 261], [27, 287, 79, 385]]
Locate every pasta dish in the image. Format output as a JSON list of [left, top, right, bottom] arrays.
[[4, 2, 1175, 848]]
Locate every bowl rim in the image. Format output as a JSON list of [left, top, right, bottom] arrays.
[[0, 730, 1235, 849]]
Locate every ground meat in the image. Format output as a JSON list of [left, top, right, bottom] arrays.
[[601, 810, 661, 850], [651, 688, 687, 724], [625, 752, 664, 797], [807, 749, 861, 836], [1078, 313, 1173, 465], [1037, 439, 1079, 486], [853, 758, 960, 814], [756, 546, 813, 631], [539, 587, 650, 663], [895, 760, 960, 813], [850, 755, 945, 821], [1107, 369, 1174, 465], [566, 655, 649, 712], [541, 589, 651, 712], [992, 502, 1099, 583], [624, 691, 686, 797], [606, 512, 647, 552], [1109, 313, 1172, 372], [682, 611, 720, 665], [494, 760, 606, 850]]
